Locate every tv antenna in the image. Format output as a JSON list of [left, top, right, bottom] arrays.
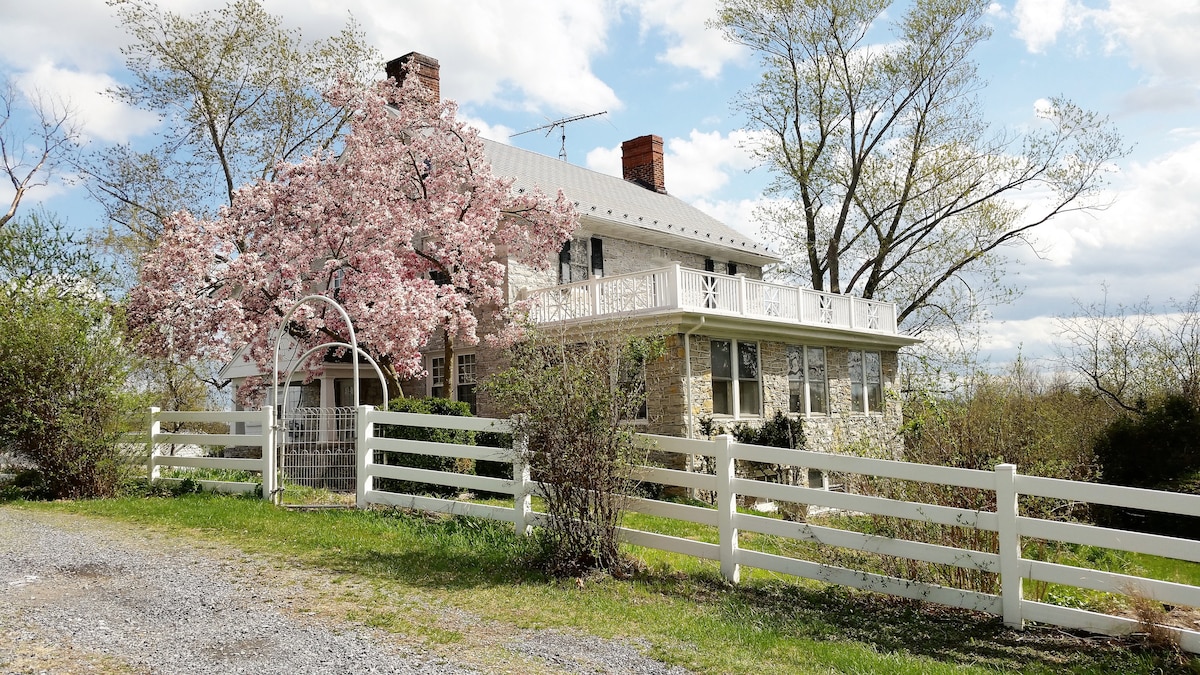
[[510, 111, 607, 161]]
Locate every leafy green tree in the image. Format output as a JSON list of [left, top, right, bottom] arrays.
[[0, 215, 145, 498], [712, 0, 1125, 338]]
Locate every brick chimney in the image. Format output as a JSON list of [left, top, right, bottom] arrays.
[[621, 135, 666, 194], [385, 52, 440, 101]]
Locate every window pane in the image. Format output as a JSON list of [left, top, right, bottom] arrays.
[[865, 351, 881, 384], [739, 379, 760, 416], [787, 346, 804, 413], [457, 354, 476, 384], [711, 340, 731, 379], [713, 380, 732, 415], [738, 342, 759, 380], [848, 350, 863, 384], [868, 383, 883, 413], [590, 237, 604, 278], [809, 381, 827, 414], [807, 347, 826, 414], [458, 383, 477, 413], [851, 383, 865, 413]]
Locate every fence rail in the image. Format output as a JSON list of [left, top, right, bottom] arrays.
[[351, 406, 1200, 653], [146, 406, 275, 499], [145, 406, 1200, 652]]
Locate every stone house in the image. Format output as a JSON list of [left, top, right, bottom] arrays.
[[222, 52, 920, 461]]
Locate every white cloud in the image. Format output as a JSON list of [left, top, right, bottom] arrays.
[[0, 1, 128, 72], [1092, 0, 1200, 85], [460, 115, 515, 144], [352, 0, 623, 114], [622, 0, 745, 78], [13, 63, 160, 144], [585, 144, 622, 177], [1011, 0, 1080, 53], [662, 129, 758, 200], [585, 129, 759, 201]]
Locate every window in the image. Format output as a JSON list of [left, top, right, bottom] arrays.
[[457, 354, 477, 413], [787, 346, 827, 415], [429, 357, 445, 398], [590, 237, 604, 278], [428, 354, 476, 412], [711, 339, 761, 417], [558, 240, 572, 284], [727, 262, 738, 276], [849, 350, 884, 413], [334, 378, 385, 407]]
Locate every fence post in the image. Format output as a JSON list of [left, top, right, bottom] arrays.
[[147, 407, 161, 484], [356, 405, 374, 509], [512, 430, 532, 537], [996, 463, 1023, 629], [715, 434, 740, 583], [261, 406, 276, 502]]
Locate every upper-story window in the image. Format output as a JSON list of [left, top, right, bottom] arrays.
[[558, 240, 572, 284], [849, 350, 883, 413], [590, 237, 604, 278], [711, 339, 761, 418], [787, 345, 827, 415]]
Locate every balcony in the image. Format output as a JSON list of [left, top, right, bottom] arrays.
[[526, 263, 901, 336]]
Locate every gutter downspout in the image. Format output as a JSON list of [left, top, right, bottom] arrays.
[[682, 317, 706, 440]]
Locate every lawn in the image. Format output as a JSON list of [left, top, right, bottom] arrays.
[[10, 494, 1197, 674]]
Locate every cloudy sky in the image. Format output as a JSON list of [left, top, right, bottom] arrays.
[[3, 0, 1199, 367]]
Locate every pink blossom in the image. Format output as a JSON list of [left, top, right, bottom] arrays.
[[129, 72, 578, 403]]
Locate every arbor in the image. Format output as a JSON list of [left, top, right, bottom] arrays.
[[712, 0, 1125, 336], [128, 72, 577, 402], [86, 0, 379, 262]]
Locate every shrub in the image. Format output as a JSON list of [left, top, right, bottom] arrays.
[[0, 291, 145, 499], [373, 396, 475, 497], [484, 329, 662, 576], [1092, 395, 1200, 538]]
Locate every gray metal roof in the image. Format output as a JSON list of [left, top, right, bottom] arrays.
[[482, 139, 779, 265]]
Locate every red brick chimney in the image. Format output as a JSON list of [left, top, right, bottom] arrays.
[[386, 52, 440, 101], [621, 135, 666, 194]]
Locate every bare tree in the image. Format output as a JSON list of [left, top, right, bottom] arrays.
[[1056, 287, 1200, 413], [0, 78, 80, 229], [712, 0, 1126, 338], [84, 0, 380, 260]]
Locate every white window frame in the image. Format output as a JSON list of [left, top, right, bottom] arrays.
[[428, 356, 445, 398], [710, 338, 761, 419], [787, 345, 828, 416], [848, 349, 884, 414]]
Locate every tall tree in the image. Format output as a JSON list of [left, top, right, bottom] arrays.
[[713, 0, 1125, 336], [128, 73, 578, 402], [0, 78, 80, 230], [85, 0, 379, 262]]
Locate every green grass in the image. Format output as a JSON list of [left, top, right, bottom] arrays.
[[9, 494, 1196, 674]]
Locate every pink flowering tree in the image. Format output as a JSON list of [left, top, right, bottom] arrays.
[[128, 71, 578, 403]]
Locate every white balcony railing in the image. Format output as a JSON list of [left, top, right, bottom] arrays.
[[526, 263, 899, 335]]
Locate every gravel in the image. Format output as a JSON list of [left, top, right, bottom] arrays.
[[0, 508, 691, 675]]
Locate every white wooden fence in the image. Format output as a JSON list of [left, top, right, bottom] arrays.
[[144, 405, 1200, 652], [146, 407, 276, 498], [353, 406, 1200, 653]]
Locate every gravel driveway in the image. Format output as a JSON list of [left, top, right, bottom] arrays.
[[0, 507, 690, 675]]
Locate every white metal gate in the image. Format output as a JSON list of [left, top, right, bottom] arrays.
[[279, 406, 357, 493]]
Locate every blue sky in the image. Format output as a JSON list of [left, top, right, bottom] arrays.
[[3, 0, 1200, 369]]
